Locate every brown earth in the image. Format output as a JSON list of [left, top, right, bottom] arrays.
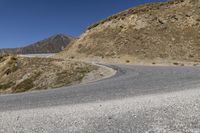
[[0, 55, 97, 94], [57, 0, 200, 65]]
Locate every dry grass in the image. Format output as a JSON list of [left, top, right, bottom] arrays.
[[0, 55, 97, 94]]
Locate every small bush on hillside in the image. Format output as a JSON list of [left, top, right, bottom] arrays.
[[173, 62, 179, 65]]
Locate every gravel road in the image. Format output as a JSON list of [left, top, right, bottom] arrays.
[[1, 65, 200, 133]]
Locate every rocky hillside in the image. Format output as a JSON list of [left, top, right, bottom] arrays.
[[0, 34, 74, 55], [59, 0, 200, 64]]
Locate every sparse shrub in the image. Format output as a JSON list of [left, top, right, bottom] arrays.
[[126, 60, 130, 63], [173, 62, 179, 65], [0, 55, 8, 63], [11, 72, 41, 93], [4, 69, 12, 75], [0, 82, 14, 90], [196, 18, 200, 22], [78, 44, 83, 49], [158, 19, 164, 24], [152, 62, 156, 64], [12, 78, 34, 93], [189, 54, 194, 58], [0, 56, 3, 62], [120, 25, 124, 29]]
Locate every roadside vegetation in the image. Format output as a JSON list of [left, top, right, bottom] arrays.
[[0, 55, 97, 94]]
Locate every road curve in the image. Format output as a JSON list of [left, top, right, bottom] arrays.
[[1, 64, 200, 132]]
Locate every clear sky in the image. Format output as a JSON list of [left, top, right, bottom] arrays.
[[0, 0, 167, 48]]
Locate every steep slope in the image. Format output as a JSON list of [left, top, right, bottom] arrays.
[[0, 34, 74, 55], [59, 0, 200, 64]]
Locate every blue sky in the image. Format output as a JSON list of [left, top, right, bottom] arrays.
[[0, 0, 167, 48]]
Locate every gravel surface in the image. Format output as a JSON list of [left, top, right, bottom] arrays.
[[1, 65, 200, 132], [1, 88, 200, 133]]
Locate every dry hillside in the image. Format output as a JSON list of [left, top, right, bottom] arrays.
[[0, 55, 97, 94], [58, 0, 200, 64]]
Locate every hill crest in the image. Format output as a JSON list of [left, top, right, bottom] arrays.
[[58, 0, 200, 64]]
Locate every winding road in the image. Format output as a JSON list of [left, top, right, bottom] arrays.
[[1, 64, 200, 132]]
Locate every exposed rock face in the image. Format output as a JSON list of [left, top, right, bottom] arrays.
[[61, 0, 200, 63], [0, 34, 74, 55]]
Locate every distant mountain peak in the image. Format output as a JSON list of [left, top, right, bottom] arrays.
[[0, 34, 75, 55], [52, 34, 67, 38], [50, 34, 75, 40]]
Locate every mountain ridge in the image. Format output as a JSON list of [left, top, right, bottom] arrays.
[[0, 34, 74, 55]]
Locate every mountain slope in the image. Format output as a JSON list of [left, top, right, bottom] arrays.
[[59, 0, 200, 64], [0, 34, 74, 55]]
